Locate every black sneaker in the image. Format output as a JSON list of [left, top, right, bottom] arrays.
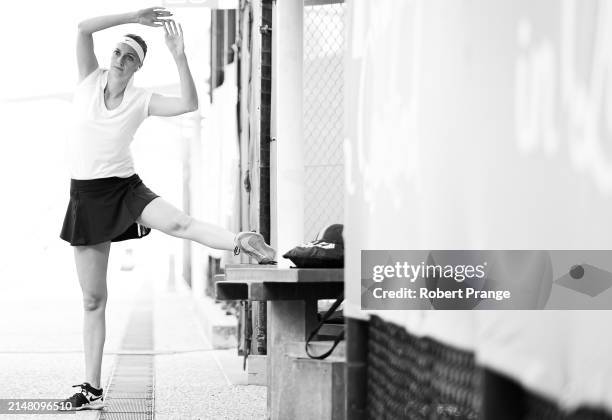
[[59, 382, 104, 411]]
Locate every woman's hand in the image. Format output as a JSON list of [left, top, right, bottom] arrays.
[[135, 7, 172, 27], [163, 20, 185, 57]]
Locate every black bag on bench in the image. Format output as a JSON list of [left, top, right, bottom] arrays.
[[282, 224, 344, 268]]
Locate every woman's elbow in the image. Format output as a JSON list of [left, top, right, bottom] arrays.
[[77, 22, 91, 34], [186, 99, 199, 113]]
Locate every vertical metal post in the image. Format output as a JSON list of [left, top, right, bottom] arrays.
[[248, 0, 262, 234], [270, 0, 305, 264], [210, 10, 216, 103], [237, 0, 252, 241], [259, 0, 273, 244], [223, 10, 229, 65], [249, 301, 265, 355], [252, 0, 271, 361], [346, 318, 369, 420]]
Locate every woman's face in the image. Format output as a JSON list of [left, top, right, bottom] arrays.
[[110, 43, 141, 78]]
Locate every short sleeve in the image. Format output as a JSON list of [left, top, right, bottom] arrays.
[[142, 90, 153, 119], [76, 67, 102, 88]]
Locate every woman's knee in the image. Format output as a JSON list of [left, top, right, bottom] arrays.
[[82, 293, 107, 311]]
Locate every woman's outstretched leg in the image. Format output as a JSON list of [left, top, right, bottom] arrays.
[[136, 197, 235, 249], [74, 241, 111, 389], [136, 197, 276, 263]]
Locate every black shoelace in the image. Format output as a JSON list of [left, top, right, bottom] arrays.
[[69, 383, 100, 400]]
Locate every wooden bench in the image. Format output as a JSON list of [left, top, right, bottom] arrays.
[[215, 266, 344, 420]]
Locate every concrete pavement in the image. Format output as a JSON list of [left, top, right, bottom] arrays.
[[153, 275, 266, 420]]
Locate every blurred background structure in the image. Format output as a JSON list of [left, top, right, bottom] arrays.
[[344, 0, 612, 419]]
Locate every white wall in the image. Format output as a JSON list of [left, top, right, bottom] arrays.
[[344, 0, 612, 411]]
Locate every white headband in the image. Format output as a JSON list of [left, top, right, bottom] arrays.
[[119, 37, 145, 66]]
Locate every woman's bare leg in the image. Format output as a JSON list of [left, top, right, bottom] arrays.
[[74, 241, 111, 389], [136, 197, 235, 249]]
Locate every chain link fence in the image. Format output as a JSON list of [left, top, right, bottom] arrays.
[[303, 1, 346, 241]]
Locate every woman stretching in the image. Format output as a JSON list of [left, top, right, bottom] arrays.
[[59, 7, 276, 410]]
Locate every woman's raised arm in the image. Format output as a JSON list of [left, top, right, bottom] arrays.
[[76, 8, 171, 82], [148, 20, 198, 117]]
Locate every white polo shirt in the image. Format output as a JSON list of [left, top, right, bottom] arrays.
[[67, 67, 153, 180]]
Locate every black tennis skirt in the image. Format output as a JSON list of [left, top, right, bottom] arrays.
[[60, 174, 160, 246]]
